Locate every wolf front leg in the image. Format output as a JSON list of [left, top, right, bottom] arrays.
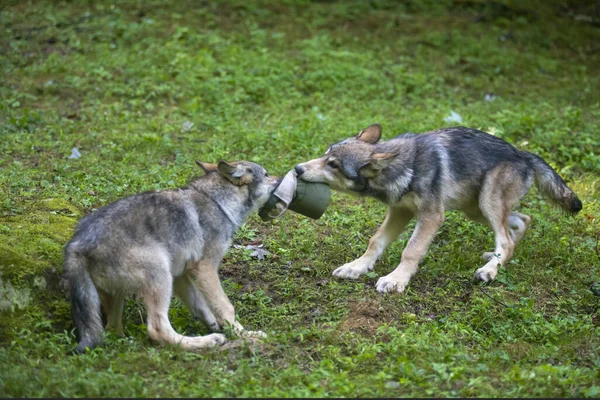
[[190, 261, 266, 338], [141, 262, 226, 351], [174, 275, 219, 332], [376, 210, 444, 293], [333, 206, 414, 279]]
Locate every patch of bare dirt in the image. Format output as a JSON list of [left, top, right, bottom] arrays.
[[339, 298, 397, 335]]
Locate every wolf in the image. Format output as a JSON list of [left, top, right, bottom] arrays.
[[295, 124, 582, 293], [64, 160, 278, 353]]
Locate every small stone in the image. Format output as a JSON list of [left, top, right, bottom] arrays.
[[385, 381, 400, 389], [182, 121, 194, 132]]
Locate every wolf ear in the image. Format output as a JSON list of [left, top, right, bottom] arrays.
[[217, 161, 249, 185], [360, 152, 398, 178], [356, 123, 382, 144], [195, 161, 218, 174]]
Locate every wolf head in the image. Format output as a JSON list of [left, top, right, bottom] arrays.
[[295, 124, 398, 194], [195, 160, 279, 210]]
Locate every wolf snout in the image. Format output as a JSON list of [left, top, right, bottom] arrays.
[[294, 165, 305, 176]]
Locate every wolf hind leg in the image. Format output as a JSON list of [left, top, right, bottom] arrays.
[[475, 166, 529, 281], [98, 289, 125, 336], [481, 212, 531, 261], [142, 262, 225, 350], [173, 275, 219, 332], [475, 223, 513, 282], [333, 206, 414, 279], [508, 212, 531, 243]]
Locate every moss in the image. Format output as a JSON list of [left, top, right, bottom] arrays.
[[32, 214, 78, 243], [0, 244, 36, 272], [0, 268, 72, 343], [0, 275, 31, 312], [0, 200, 80, 343], [38, 198, 82, 218], [0, 245, 51, 284], [0, 305, 46, 343], [48, 299, 72, 327], [0, 204, 78, 283]]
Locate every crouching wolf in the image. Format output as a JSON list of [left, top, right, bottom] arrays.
[[295, 124, 582, 294], [64, 160, 278, 353]]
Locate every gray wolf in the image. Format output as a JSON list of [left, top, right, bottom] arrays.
[[64, 160, 278, 353], [295, 124, 582, 293]]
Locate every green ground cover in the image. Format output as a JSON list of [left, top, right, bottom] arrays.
[[1, 0, 599, 397]]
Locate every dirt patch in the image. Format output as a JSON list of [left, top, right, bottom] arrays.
[[339, 298, 397, 335], [219, 258, 282, 302], [500, 342, 535, 360], [220, 261, 266, 287]]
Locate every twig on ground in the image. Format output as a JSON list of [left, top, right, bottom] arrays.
[[477, 286, 509, 308]]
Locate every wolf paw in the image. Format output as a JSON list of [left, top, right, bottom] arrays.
[[206, 333, 227, 347], [333, 259, 373, 279], [474, 266, 498, 282], [375, 273, 409, 294], [240, 330, 267, 339]]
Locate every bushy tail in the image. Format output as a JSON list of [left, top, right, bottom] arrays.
[[64, 245, 103, 354], [522, 151, 582, 214]]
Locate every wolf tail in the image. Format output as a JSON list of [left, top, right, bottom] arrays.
[[522, 151, 582, 214], [64, 244, 104, 354]]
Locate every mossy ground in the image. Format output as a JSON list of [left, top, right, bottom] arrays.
[[1, 0, 599, 397]]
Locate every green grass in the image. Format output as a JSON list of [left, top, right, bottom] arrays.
[[1, 0, 600, 397]]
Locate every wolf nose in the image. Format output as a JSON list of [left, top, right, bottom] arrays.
[[294, 165, 305, 176]]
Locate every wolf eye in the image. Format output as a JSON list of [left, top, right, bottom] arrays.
[[264, 171, 269, 177], [327, 160, 338, 169]]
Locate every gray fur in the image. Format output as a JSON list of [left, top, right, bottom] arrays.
[[64, 160, 277, 353], [521, 151, 582, 213], [296, 124, 582, 293]]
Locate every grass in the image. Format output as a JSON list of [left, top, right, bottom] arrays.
[[1, 0, 600, 397]]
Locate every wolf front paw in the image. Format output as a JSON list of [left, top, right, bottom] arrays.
[[333, 258, 373, 279], [240, 330, 267, 339], [228, 321, 266, 339], [474, 265, 498, 282], [375, 273, 410, 293]]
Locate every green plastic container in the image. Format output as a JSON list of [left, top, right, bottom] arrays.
[[259, 180, 331, 221]]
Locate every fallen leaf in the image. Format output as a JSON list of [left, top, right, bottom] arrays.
[[245, 244, 271, 261], [443, 110, 462, 124], [182, 121, 194, 132], [68, 147, 81, 159]]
